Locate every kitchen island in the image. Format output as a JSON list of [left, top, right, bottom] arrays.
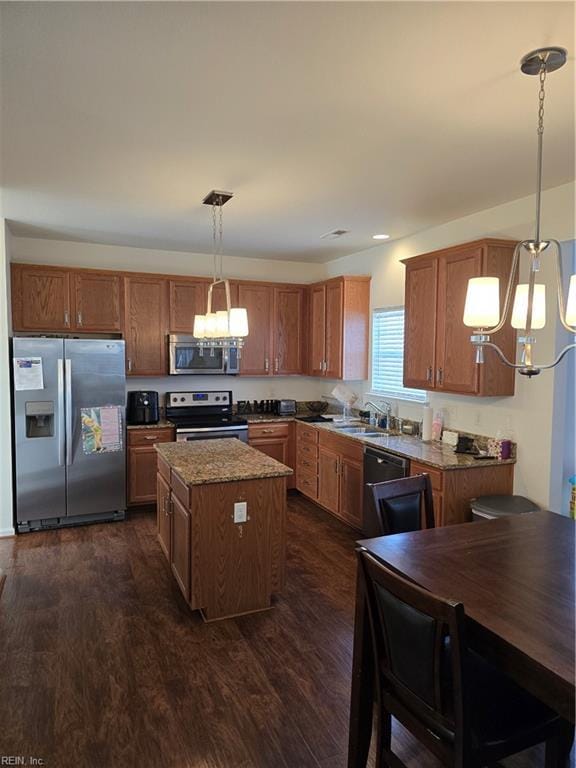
[[156, 439, 292, 621]]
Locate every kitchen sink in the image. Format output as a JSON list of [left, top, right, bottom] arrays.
[[333, 426, 384, 436]]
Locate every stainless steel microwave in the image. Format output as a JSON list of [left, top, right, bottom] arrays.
[[168, 335, 240, 375]]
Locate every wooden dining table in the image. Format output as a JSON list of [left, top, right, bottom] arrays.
[[347, 510, 575, 767]]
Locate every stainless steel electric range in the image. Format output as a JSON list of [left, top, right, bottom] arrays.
[[165, 390, 248, 443]]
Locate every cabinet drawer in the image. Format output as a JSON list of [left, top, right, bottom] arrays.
[[248, 422, 290, 439], [297, 455, 318, 475], [411, 461, 443, 492], [296, 423, 319, 444], [297, 472, 318, 500], [128, 427, 174, 446], [298, 441, 318, 461]]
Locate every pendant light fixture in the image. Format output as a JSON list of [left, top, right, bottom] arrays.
[[193, 190, 249, 348], [463, 47, 575, 377]]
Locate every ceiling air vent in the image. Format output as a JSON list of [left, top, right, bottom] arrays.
[[320, 229, 350, 240]]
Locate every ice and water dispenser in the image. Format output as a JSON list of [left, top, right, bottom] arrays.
[[25, 401, 55, 438]]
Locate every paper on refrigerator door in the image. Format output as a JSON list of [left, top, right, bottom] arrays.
[[13, 357, 44, 391], [81, 406, 123, 454]]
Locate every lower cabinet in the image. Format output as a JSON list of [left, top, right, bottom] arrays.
[[298, 424, 364, 531], [127, 426, 175, 505], [171, 493, 191, 602], [409, 459, 514, 526], [156, 472, 171, 560], [248, 421, 295, 489]]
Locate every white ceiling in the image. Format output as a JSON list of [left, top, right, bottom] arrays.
[[1, 2, 574, 263]]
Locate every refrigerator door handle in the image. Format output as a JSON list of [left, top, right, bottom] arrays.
[[57, 359, 65, 466], [65, 358, 73, 466]]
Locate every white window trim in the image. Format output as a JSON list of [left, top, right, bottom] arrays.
[[370, 306, 428, 404]]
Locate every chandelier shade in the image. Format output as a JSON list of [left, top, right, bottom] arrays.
[[463, 47, 575, 377]]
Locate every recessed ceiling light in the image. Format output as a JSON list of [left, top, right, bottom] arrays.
[[372, 234, 390, 240]]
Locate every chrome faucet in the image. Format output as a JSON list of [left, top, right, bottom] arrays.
[[364, 400, 394, 430]]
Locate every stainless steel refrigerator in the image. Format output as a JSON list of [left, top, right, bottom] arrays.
[[12, 337, 126, 532]]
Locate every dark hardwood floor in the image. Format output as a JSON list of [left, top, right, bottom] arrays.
[[0, 494, 572, 768]]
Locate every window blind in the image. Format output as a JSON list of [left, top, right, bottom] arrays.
[[371, 308, 427, 402]]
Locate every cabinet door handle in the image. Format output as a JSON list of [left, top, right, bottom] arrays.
[[437, 367, 443, 385], [261, 429, 275, 434], [426, 366, 432, 383], [264, 358, 269, 372], [127, 359, 132, 373], [164, 495, 169, 517], [77, 311, 82, 327], [64, 310, 70, 327], [274, 358, 279, 373], [323, 360, 328, 373], [144, 435, 159, 440], [168, 498, 174, 515]]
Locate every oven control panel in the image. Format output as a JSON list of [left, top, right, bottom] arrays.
[[166, 391, 232, 407]]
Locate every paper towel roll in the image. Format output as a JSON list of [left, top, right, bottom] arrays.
[[421, 404, 433, 442]]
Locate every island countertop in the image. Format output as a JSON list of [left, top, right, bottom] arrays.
[[156, 439, 293, 486]]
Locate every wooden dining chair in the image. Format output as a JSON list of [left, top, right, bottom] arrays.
[[368, 474, 435, 536], [356, 548, 570, 768]]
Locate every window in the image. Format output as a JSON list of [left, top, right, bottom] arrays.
[[370, 307, 427, 402]]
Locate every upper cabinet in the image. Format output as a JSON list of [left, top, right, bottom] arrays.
[[11, 264, 122, 333], [10, 264, 363, 380], [308, 276, 371, 380], [169, 280, 208, 334], [402, 239, 517, 397], [73, 272, 122, 331], [237, 283, 305, 377], [124, 276, 168, 376], [238, 283, 273, 376], [273, 286, 305, 375]]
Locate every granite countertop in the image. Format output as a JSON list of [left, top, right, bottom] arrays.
[[311, 422, 516, 471], [127, 420, 175, 430], [156, 439, 293, 486]]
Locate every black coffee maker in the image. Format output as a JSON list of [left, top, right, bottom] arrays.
[[127, 391, 159, 425]]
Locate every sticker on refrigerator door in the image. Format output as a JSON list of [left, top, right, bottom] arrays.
[[13, 357, 44, 391], [81, 406, 123, 454]]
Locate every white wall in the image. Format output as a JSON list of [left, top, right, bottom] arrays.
[[9, 237, 326, 284], [325, 182, 576, 510], [0, 213, 15, 535]]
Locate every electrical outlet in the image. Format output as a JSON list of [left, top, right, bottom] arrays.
[[233, 501, 247, 524]]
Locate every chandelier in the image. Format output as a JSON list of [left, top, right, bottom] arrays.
[[463, 47, 575, 377], [192, 190, 249, 348]]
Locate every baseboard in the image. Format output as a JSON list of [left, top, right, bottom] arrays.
[[0, 528, 16, 537]]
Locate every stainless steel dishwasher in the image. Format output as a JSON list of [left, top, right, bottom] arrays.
[[363, 446, 410, 536]]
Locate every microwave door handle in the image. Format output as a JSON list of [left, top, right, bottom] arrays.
[[57, 359, 65, 466], [65, 358, 73, 466]]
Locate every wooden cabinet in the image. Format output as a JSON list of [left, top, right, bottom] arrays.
[[295, 422, 319, 500], [73, 272, 123, 331], [156, 471, 172, 560], [307, 276, 370, 380], [403, 259, 438, 389], [11, 262, 361, 381], [127, 427, 175, 505], [318, 447, 340, 514], [402, 239, 517, 396], [273, 286, 304, 375], [169, 279, 208, 333], [171, 492, 191, 602], [11, 264, 123, 333], [339, 456, 363, 528], [124, 276, 168, 376], [238, 283, 273, 376], [409, 459, 514, 526], [11, 264, 71, 331], [248, 421, 295, 489], [298, 426, 364, 530], [310, 284, 327, 376]]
